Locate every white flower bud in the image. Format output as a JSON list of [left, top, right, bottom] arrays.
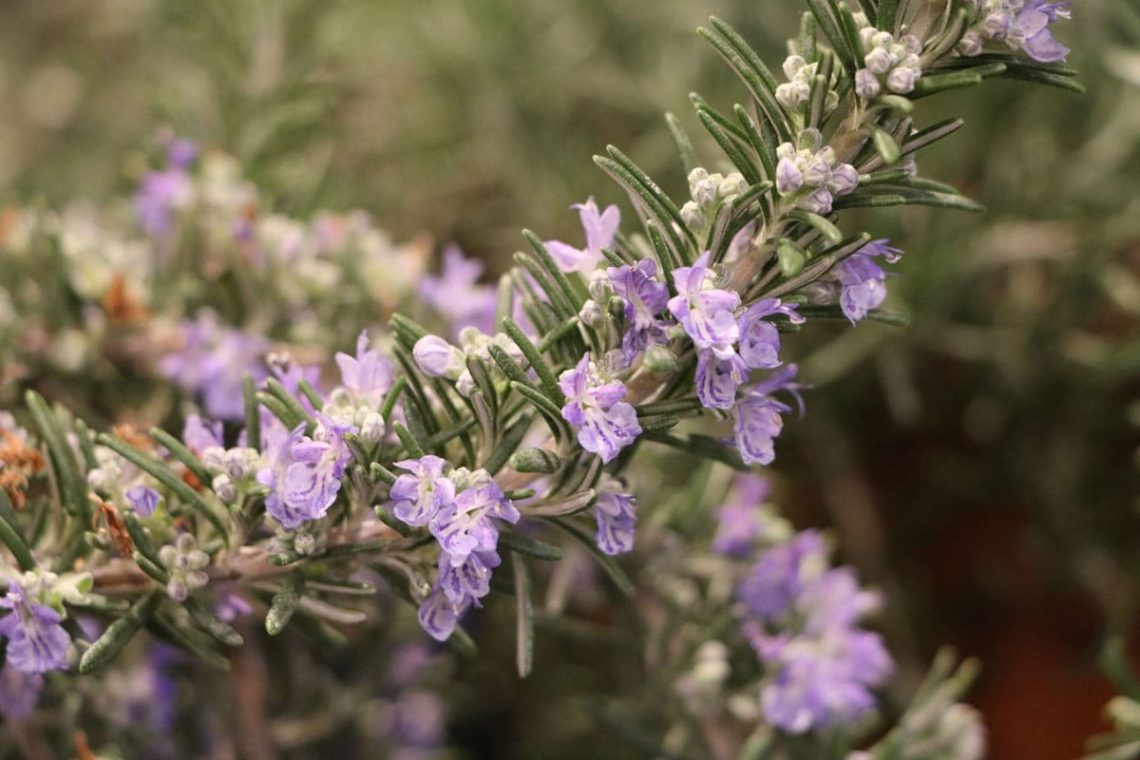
[[578, 299, 606, 328], [212, 473, 238, 504], [865, 46, 893, 75], [718, 173, 748, 199], [855, 69, 882, 99], [781, 54, 807, 81], [686, 167, 709, 190], [680, 201, 706, 231]]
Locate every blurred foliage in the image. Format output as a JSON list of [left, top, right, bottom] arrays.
[[2, 0, 1139, 757]]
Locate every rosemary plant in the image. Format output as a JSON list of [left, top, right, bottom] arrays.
[[0, 0, 1080, 755]]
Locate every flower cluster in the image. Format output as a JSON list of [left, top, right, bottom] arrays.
[[853, 22, 924, 99], [158, 533, 210, 602], [160, 310, 269, 421], [775, 55, 838, 113], [679, 168, 749, 237], [738, 530, 893, 733], [775, 129, 859, 214], [960, 0, 1071, 63], [388, 458, 520, 640]]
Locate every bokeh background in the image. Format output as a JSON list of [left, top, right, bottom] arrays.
[[1, 0, 1138, 757]]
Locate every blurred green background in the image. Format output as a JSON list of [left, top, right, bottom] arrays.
[[2, 0, 1138, 757]]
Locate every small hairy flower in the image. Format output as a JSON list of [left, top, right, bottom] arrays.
[[545, 197, 620, 273], [159, 533, 210, 602], [595, 476, 637, 555], [559, 355, 642, 464], [0, 663, 43, 718], [0, 583, 71, 674], [419, 245, 497, 335], [389, 455, 457, 527], [607, 259, 671, 364]]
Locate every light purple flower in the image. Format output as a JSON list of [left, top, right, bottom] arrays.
[[183, 414, 223, 453], [752, 628, 893, 733], [668, 253, 742, 357], [126, 484, 162, 516], [1012, 0, 1071, 62], [134, 167, 192, 236], [733, 366, 804, 466], [695, 351, 748, 410], [738, 530, 828, 618], [277, 419, 351, 527], [257, 426, 306, 525], [738, 299, 804, 371], [0, 584, 71, 674], [712, 474, 774, 557], [160, 311, 269, 421], [390, 456, 457, 527], [429, 476, 519, 562], [608, 259, 671, 364], [417, 587, 464, 642], [834, 239, 902, 323], [595, 477, 637, 555], [546, 197, 620, 273], [420, 245, 497, 335], [0, 663, 42, 718], [559, 355, 642, 464], [166, 138, 199, 169], [438, 549, 501, 607], [336, 331, 395, 407]]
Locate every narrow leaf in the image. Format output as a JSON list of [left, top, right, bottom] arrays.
[[266, 570, 305, 636], [79, 591, 161, 673]]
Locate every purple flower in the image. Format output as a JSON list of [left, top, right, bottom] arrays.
[[419, 245, 497, 335], [126, 484, 162, 516], [276, 420, 351, 527], [0, 663, 42, 719], [336, 331, 395, 407], [0, 584, 71, 674], [390, 456, 457, 527], [737, 525, 894, 734], [608, 260, 671, 363], [214, 587, 254, 623], [738, 298, 803, 370], [258, 421, 316, 528], [160, 312, 269, 421], [183, 414, 224, 453], [834, 239, 902, 323], [752, 629, 892, 733], [134, 167, 193, 236], [738, 530, 828, 619], [1012, 0, 1071, 62], [733, 366, 804, 466], [545, 197, 620, 273], [712, 474, 774, 557], [438, 549, 501, 607], [668, 253, 741, 357], [696, 351, 748, 410], [166, 138, 199, 169], [595, 477, 637, 555], [417, 587, 465, 642], [559, 355, 642, 464], [429, 476, 519, 562]]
